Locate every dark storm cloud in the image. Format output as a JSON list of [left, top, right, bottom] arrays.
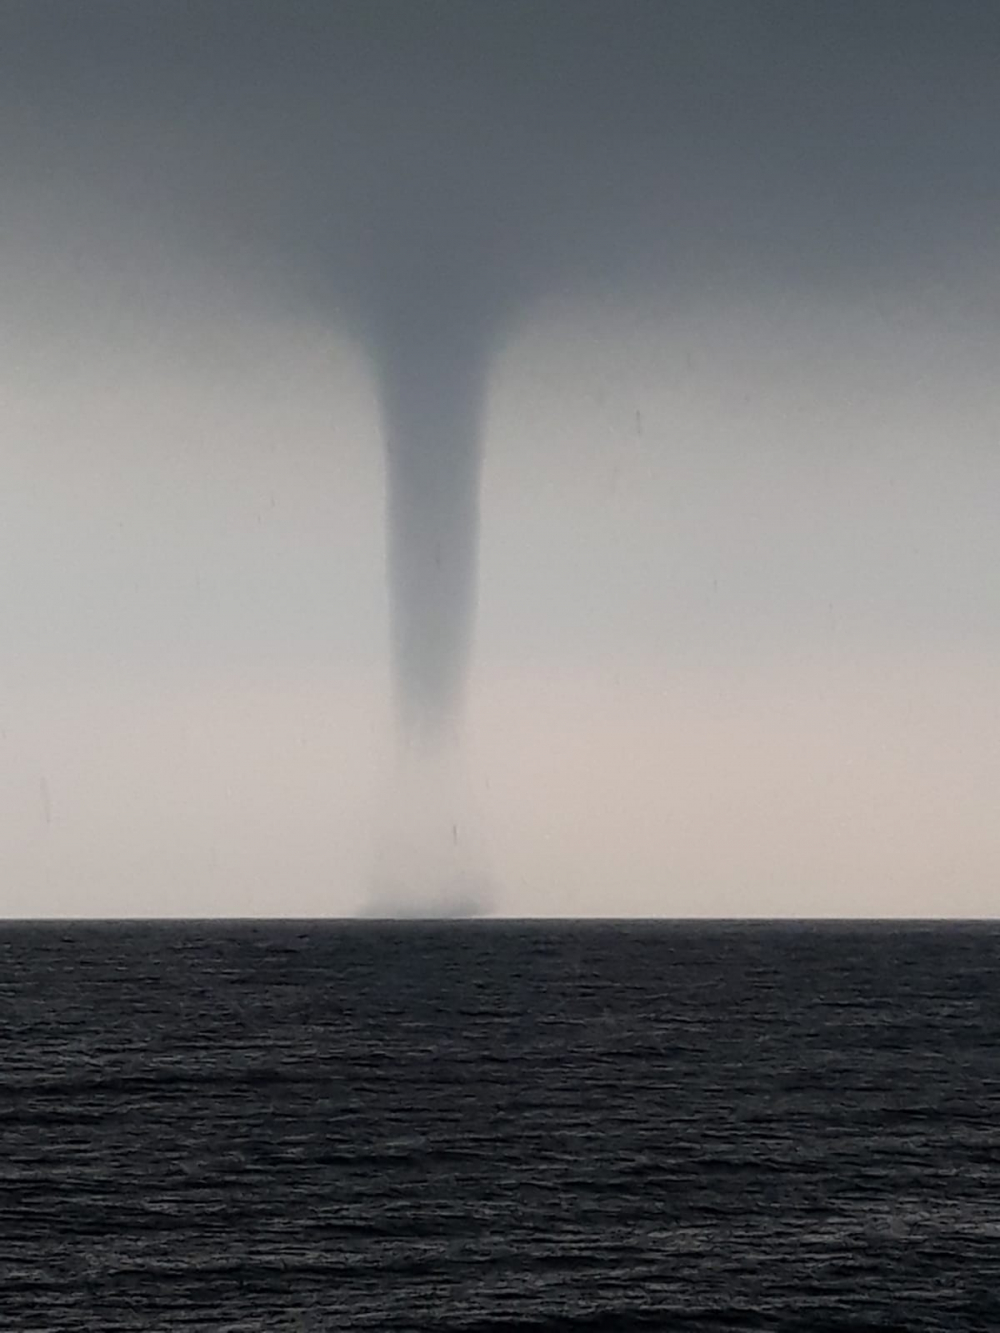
[[3, 0, 998, 735], [6, 1, 998, 304]]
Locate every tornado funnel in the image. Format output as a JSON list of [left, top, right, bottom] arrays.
[[363, 248, 500, 915], [374, 313, 491, 744]]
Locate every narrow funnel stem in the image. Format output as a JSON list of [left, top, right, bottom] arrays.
[[376, 326, 489, 745]]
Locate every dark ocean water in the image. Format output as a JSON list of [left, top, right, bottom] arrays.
[[1, 921, 998, 1332]]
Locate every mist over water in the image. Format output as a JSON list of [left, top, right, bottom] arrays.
[[366, 741, 494, 919]]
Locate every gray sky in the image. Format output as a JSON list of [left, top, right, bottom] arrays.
[[1, 2, 998, 916]]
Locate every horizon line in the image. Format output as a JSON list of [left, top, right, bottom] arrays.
[[1, 915, 996, 926]]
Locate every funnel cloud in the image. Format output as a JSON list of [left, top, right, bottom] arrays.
[[373, 305, 491, 743], [368, 303, 497, 913]]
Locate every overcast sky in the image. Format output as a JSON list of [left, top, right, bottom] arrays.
[[2, 1, 998, 916]]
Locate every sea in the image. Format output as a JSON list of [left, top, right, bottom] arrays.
[[1, 920, 997, 1332]]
